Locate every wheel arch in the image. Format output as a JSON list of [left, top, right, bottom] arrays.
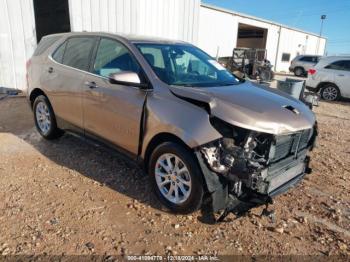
[[142, 132, 192, 172], [294, 66, 305, 73], [317, 82, 341, 94], [29, 88, 49, 108]]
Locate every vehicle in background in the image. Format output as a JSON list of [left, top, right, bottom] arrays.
[[219, 48, 274, 82], [26, 32, 317, 218], [289, 55, 321, 77], [306, 56, 350, 101]]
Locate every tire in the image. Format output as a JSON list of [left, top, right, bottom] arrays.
[[321, 84, 340, 101], [259, 69, 273, 82], [148, 142, 204, 214], [294, 67, 304, 77], [33, 95, 62, 139]]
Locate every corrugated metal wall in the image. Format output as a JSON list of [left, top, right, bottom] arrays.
[[0, 0, 37, 91], [276, 28, 327, 72], [198, 5, 327, 72], [0, 0, 200, 91], [198, 6, 238, 58], [0, 0, 327, 90], [69, 0, 200, 43]]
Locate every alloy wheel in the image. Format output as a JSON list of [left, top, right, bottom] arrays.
[[322, 86, 338, 101], [35, 101, 51, 135], [155, 153, 192, 204]]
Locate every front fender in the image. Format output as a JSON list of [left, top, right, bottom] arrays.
[[141, 91, 222, 159]]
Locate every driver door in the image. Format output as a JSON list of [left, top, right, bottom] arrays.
[[83, 37, 147, 155]]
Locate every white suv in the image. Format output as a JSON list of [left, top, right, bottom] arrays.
[[306, 56, 350, 101]]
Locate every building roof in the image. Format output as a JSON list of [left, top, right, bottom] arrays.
[[201, 3, 327, 39]]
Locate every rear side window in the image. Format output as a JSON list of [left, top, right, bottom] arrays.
[[52, 41, 67, 63], [300, 56, 318, 62], [33, 36, 61, 56], [62, 37, 96, 71], [325, 60, 350, 71]]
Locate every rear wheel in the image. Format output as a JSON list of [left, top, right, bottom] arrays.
[[294, 67, 304, 77], [148, 142, 204, 214], [33, 95, 62, 139], [321, 84, 340, 101]]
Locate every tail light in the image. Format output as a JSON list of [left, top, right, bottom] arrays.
[[308, 69, 316, 75]]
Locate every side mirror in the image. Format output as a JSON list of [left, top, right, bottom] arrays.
[[109, 71, 150, 89], [110, 71, 141, 84]]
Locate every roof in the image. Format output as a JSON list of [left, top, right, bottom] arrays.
[[320, 55, 350, 60], [44, 32, 187, 44], [201, 3, 327, 39]]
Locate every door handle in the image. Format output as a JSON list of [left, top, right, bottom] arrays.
[[48, 67, 54, 73], [84, 81, 98, 89], [337, 74, 344, 77]]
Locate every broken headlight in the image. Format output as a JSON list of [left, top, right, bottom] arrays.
[[202, 117, 273, 176]]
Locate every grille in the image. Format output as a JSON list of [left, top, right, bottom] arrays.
[[270, 129, 311, 162]]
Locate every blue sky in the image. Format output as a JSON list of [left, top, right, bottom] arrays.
[[203, 0, 350, 55]]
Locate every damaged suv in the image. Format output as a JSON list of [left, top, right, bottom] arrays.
[[27, 33, 317, 216]]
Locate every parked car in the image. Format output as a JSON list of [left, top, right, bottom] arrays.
[[306, 56, 350, 101], [289, 55, 321, 77], [26, 32, 317, 216]]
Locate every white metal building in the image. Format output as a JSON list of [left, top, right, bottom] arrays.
[[198, 4, 327, 73], [0, 0, 326, 91]]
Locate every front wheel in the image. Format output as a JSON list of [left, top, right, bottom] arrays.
[[148, 142, 204, 214]]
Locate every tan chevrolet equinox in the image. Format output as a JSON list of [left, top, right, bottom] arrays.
[[26, 32, 317, 217]]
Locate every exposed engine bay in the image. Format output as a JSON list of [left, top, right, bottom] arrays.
[[196, 117, 318, 221]]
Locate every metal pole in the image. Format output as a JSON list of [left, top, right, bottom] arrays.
[[320, 15, 326, 37], [317, 15, 326, 54], [274, 25, 282, 72]]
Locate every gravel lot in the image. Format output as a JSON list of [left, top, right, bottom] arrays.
[[0, 86, 349, 257]]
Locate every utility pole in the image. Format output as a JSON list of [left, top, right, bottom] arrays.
[[320, 15, 326, 36], [316, 15, 326, 55]]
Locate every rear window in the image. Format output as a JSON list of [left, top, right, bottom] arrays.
[[61, 37, 96, 71], [33, 36, 61, 56]]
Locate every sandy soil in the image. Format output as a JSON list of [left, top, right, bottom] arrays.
[[0, 94, 349, 258]]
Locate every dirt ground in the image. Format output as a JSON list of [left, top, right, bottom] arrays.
[[0, 91, 349, 258]]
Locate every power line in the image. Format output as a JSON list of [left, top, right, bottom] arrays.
[[269, 6, 350, 19]]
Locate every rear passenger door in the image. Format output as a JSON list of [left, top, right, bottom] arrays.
[[45, 36, 97, 129], [327, 60, 350, 98]]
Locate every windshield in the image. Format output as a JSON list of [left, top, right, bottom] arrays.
[[135, 43, 241, 87]]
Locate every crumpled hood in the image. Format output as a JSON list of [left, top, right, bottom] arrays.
[[170, 81, 316, 135]]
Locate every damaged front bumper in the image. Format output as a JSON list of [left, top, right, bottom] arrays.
[[195, 120, 317, 217], [196, 150, 311, 214]]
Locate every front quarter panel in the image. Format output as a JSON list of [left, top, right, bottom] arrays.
[[141, 90, 222, 158]]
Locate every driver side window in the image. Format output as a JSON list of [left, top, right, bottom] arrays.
[[93, 38, 140, 78]]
